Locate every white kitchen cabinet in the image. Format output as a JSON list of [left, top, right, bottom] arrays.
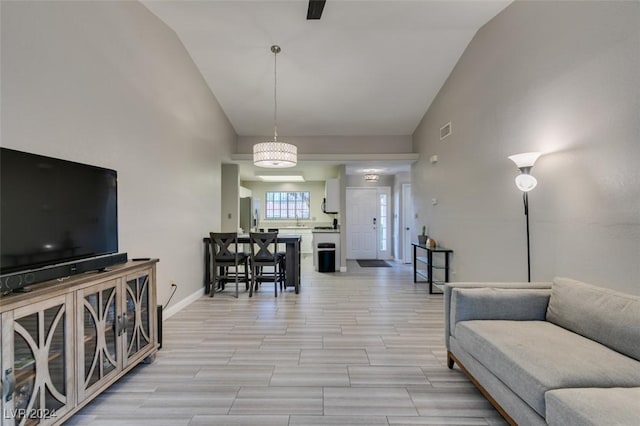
[[276, 228, 312, 254], [323, 178, 340, 214], [299, 230, 313, 254]]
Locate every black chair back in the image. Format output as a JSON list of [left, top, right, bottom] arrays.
[[211, 232, 240, 265], [250, 232, 278, 263], [209, 232, 249, 298], [249, 232, 283, 297]]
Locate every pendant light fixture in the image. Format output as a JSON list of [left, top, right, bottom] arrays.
[[363, 169, 380, 182], [253, 45, 297, 168]]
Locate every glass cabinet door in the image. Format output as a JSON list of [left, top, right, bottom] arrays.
[[3, 294, 74, 426], [124, 271, 154, 366], [76, 279, 121, 402]]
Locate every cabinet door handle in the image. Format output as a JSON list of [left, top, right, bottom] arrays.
[[3, 368, 15, 402], [122, 312, 129, 333], [115, 315, 123, 336]]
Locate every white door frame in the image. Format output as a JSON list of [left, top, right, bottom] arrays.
[[402, 183, 413, 264]]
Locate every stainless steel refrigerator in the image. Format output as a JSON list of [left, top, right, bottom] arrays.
[[240, 197, 260, 233]]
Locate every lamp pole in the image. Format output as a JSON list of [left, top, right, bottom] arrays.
[[508, 152, 542, 283], [523, 192, 531, 282]]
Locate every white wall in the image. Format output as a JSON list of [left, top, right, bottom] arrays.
[[1, 1, 236, 306], [394, 172, 411, 261], [221, 164, 240, 232], [345, 174, 395, 188], [412, 1, 640, 294]]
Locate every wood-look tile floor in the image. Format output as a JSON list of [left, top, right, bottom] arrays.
[[68, 257, 507, 426]]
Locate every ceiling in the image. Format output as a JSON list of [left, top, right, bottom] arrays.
[[142, 0, 511, 179]]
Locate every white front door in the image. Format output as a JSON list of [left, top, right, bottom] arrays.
[[402, 184, 413, 264], [346, 188, 378, 259]]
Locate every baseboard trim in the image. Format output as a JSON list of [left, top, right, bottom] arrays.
[[162, 287, 204, 320]]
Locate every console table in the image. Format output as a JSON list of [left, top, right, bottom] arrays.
[[0, 260, 158, 425], [412, 243, 453, 294], [203, 234, 301, 295]]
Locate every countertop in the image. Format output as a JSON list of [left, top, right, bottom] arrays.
[[257, 225, 339, 233], [259, 226, 313, 230]]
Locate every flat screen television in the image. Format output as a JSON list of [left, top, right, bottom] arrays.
[[1, 148, 125, 293]]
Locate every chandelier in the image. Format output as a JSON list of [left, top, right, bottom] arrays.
[[253, 45, 297, 168]]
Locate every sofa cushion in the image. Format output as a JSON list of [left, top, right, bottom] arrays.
[[450, 288, 550, 335], [443, 281, 552, 350], [455, 320, 640, 417], [546, 277, 640, 361], [546, 387, 640, 426]]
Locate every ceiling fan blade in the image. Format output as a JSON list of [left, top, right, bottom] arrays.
[[307, 0, 326, 20]]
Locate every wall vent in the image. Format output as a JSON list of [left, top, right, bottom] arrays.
[[440, 122, 452, 140]]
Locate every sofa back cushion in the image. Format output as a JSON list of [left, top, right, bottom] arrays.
[[546, 277, 640, 361]]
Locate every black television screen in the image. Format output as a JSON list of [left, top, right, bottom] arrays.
[[1, 148, 118, 276]]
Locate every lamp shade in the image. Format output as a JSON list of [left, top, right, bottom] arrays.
[[514, 173, 537, 192], [253, 142, 297, 168], [508, 152, 542, 169]]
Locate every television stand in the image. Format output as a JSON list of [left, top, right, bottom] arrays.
[[0, 259, 158, 425]]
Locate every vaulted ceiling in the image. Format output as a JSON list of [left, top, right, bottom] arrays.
[[142, 1, 511, 138], [142, 1, 511, 180]]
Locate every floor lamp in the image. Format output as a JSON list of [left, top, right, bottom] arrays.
[[508, 152, 542, 282]]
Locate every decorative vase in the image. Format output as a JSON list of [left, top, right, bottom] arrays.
[[426, 237, 437, 248], [418, 235, 427, 245]]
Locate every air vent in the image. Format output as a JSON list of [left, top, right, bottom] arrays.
[[307, 0, 326, 20], [440, 122, 452, 140]]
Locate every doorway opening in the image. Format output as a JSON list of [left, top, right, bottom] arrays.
[[345, 187, 391, 260]]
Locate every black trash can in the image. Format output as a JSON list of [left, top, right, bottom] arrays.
[[317, 243, 336, 272]]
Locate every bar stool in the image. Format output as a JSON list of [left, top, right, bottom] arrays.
[[209, 232, 250, 298], [249, 232, 285, 297], [267, 228, 287, 291]]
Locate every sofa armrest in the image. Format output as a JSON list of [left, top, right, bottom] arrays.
[[444, 282, 552, 350]]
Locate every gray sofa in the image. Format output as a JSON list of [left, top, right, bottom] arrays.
[[444, 277, 640, 425]]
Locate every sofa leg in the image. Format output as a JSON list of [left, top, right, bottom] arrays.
[[447, 352, 455, 369], [447, 351, 517, 426]]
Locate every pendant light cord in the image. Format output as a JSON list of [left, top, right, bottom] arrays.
[[273, 48, 278, 142]]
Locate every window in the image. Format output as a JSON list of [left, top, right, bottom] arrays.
[[265, 191, 310, 219], [379, 192, 388, 252]]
